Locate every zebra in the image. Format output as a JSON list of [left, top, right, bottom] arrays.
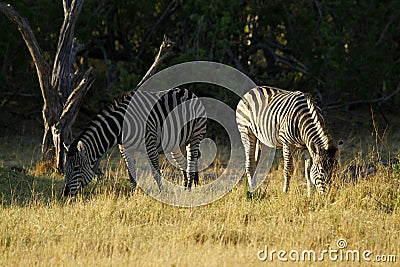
[[63, 88, 207, 196], [236, 86, 338, 196]]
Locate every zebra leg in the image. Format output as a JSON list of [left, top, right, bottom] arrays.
[[119, 145, 137, 190], [239, 127, 257, 192], [305, 157, 312, 197], [186, 142, 201, 188], [183, 119, 206, 188], [125, 156, 137, 190], [282, 143, 293, 193], [148, 151, 163, 190], [145, 141, 163, 190], [170, 149, 188, 187]]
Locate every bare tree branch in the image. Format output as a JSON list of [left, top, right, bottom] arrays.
[[0, 2, 51, 99], [375, 16, 394, 47], [225, 45, 246, 73], [249, 42, 309, 74], [52, 67, 94, 171], [325, 81, 400, 110], [52, 0, 84, 97], [136, 0, 179, 59], [63, 0, 69, 14], [58, 67, 94, 132], [135, 35, 175, 90]]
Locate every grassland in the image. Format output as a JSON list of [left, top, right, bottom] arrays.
[[0, 133, 399, 266]]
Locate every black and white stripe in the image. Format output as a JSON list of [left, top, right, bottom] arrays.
[[63, 88, 206, 196], [236, 86, 337, 196]]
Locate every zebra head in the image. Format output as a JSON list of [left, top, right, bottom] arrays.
[[63, 140, 94, 196], [309, 144, 338, 194]]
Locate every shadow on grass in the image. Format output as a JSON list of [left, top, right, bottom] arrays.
[[0, 167, 65, 207]]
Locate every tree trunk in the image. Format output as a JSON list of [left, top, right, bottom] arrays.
[[0, 1, 93, 172], [48, 0, 94, 171], [0, 2, 174, 173]]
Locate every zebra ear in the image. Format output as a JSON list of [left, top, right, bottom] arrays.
[[337, 140, 344, 151], [310, 142, 319, 157], [77, 141, 87, 156]]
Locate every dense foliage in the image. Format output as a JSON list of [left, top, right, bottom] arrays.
[[1, 0, 399, 122]]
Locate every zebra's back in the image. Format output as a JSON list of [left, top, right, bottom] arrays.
[[236, 86, 308, 149], [122, 88, 207, 153]]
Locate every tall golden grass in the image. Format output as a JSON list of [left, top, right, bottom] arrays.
[[0, 135, 399, 266]]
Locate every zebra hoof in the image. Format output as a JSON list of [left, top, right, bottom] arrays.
[[157, 183, 164, 192], [246, 190, 254, 200]]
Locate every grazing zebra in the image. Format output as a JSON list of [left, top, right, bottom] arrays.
[[236, 86, 338, 196], [63, 88, 207, 196]]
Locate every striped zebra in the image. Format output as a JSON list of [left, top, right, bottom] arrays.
[[236, 86, 338, 196], [63, 88, 207, 196]]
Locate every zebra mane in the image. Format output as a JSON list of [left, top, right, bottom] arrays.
[[72, 90, 136, 147], [320, 145, 338, 167], [96, 89, 139, 118], [304, 93, 335, 150], [304, 93, 324, 124], [111, 89, 137, 107]]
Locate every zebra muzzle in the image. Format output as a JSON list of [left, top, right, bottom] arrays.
[[315, 181, 327, 195], [316, 185, 327, 195]]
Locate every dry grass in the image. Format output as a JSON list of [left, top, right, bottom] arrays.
[[0, 135, 399, 266]]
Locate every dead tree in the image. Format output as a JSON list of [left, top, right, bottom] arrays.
[[0, 1, 93, 172], [0, 1, 175, 172]]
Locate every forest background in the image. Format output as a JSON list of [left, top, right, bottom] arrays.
[[1, 0, 399, 142]]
